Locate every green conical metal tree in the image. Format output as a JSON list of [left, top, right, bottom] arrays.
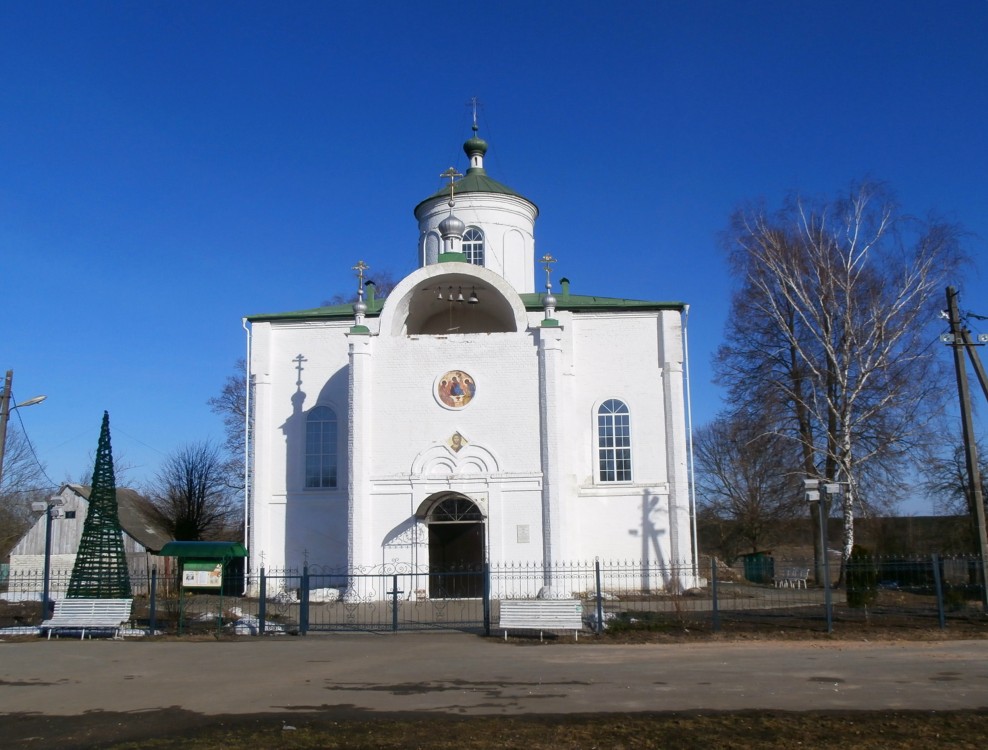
[[67, 411, 132, 598]]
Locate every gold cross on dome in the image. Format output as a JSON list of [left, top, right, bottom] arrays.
[[440, 167, 463, 207], [352, 260, 368, 298], [539, 253, 557, 290]]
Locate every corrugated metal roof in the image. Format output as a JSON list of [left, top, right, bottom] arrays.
[[68, 484, 172, 553]]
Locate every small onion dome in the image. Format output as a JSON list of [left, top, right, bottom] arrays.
[[463, 134, 488, 159], [439, 213, 465, 238], [353, 299, 367, 315], [543, 293, 557, 309]]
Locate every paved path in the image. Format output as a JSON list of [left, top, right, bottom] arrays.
[[1, 635, 987, 716]]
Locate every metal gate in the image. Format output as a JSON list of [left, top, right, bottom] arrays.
[[300, 564, 490, 633]]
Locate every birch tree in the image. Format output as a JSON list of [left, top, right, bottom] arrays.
[[718, 182, 965, 565]]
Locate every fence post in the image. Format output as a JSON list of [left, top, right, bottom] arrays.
[[149, 566, 157, 635], [179, 577, 185, 636], [483, 562, 491, 637], [711, 557, 720, 633], [594, 558, 604, 635], [820, 502, 833, 634], [300, 565, 309, 636], [258, 567, 267, 636], [391, 574, 400, 633], [931, 553, 946, 631]]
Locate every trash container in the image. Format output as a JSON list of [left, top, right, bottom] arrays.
[[741, 551, 774, 584]]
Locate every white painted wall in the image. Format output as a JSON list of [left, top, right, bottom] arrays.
[[249, 300, 693, 579], [416, 194, 537, 292]]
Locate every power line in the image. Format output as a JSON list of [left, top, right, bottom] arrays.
[[10, 390, 59, 490]]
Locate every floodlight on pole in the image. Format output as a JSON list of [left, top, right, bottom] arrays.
[[805, 477, 835, 634], [34, 494, 65, 619]]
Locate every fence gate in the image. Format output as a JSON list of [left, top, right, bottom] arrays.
[[301, 564, 489, 633]]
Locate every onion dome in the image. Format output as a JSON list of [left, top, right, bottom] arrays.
[[439, 213, 465, 239], [463, 125, 488, 160]]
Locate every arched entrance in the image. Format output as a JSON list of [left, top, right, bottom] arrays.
[[425, 494, 485, 599]]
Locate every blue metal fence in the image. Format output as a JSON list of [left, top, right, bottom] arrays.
[[3, 555, 985, 637]]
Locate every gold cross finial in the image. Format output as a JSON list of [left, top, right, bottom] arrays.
[[440, 167, 463, 208], [540, 253, 557, 290], [353, 260, 368, 299]]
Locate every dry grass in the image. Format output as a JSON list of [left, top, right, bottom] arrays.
[[7, 710, 988, 749]]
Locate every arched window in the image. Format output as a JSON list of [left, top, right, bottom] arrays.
[[462, 227, 484, 266], [597, 399, 632, 482], [429, 496, 485, 522], [305, 406, 338, 488], [424, 231, 440, 265]]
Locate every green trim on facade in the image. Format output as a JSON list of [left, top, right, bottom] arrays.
[[248, 299, 385, 322], [437, 251, 467, 263], [518, 293, 686, 313], [248, 293, 684, 323], [414, 168, 537, 215]]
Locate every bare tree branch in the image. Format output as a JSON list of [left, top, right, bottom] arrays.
[[150, 441, 238, 541], [718, 181, 967, 565]]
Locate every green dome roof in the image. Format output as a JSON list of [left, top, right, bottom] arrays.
[[463, 135, 488, 157], [414, 129, 535, 215]]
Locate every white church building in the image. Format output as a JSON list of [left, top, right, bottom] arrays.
[[246, 125, 697, 596]]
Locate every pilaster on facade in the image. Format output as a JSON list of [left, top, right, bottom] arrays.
[[537, 324, 566, 580], [662, 358, 690, 571], [347, 331, 374, 581], [248, 326, 274, 572]]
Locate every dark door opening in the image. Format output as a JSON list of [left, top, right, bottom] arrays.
[[429, 522, 484, 598]]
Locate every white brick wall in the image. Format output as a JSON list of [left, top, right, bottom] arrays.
[[249, 272, 693, 582]]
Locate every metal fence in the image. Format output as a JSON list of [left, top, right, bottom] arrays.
[[2, 555, 985, 637]]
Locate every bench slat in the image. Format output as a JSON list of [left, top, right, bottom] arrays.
[[774, 568, 809, 589], [499, 600, 583, 640], [41, 599, 133, 640]]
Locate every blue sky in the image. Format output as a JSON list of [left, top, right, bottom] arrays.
[[2, 2, 987, 513]]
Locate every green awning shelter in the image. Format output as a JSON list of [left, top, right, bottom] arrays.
[[160, 541, 248, 559], [160, 542, 248, 594]]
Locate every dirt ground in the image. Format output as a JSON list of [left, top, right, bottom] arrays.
[[6, 708, 988, 749]]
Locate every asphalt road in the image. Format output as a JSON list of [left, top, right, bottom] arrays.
[[1, 635, 986, 717]]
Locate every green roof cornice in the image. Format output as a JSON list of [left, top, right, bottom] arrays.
[[415, 168, 536, 214], [519, 293, 686, 313], [248, 292, 685, 324], [247, 298, 385, 323]]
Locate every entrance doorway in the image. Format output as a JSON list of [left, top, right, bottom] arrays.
[[427, 495, 485, 599]]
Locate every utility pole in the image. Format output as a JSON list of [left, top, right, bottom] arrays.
[[945, 287, 988, 610], [0, 369, 47, 489], [0, 370, 12, 487]]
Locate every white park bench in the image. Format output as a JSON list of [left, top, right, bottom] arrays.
[[498, 599, 584, 641], [40, 598, 133, 640], [774, 568, 809, 589]]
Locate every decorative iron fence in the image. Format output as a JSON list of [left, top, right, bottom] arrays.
[[2, 555, 985, 637]]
